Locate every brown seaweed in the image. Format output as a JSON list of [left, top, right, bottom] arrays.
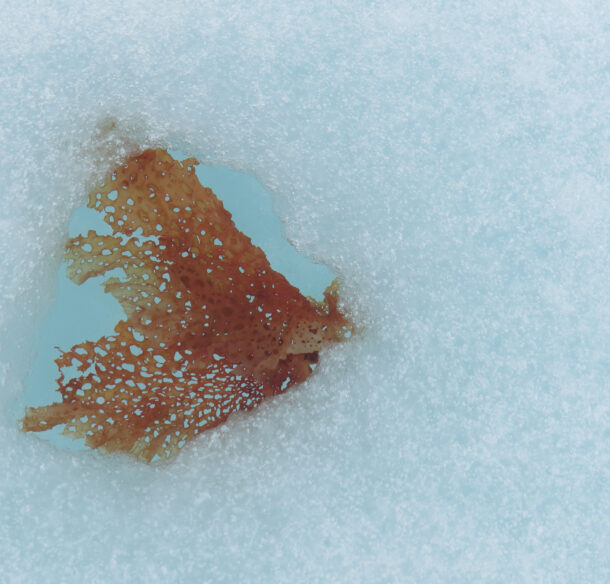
[[21, 149, 352, 462]]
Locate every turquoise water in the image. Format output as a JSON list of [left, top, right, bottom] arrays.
[[19, 161, 335, 451]]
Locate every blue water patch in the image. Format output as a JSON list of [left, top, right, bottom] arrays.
[[18, 160, 335, 451]]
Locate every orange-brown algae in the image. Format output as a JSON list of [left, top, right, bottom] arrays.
[[21, 149, 352, 462]]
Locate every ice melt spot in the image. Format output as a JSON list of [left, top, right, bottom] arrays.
[[20, 149, 352, 462]]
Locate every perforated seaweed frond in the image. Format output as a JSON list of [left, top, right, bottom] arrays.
[[21, 149, 352, 462]]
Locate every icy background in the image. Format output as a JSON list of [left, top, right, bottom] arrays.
[[0, 1, 608, 582]]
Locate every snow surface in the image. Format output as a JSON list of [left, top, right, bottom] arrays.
[[1, 1, 608, 582]]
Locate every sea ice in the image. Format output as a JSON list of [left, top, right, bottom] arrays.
[[0, 1, 608, 582]]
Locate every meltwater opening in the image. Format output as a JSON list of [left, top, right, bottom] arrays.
[[19, 149, 352, 461]]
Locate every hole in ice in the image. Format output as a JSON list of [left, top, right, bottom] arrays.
[[20, 149, 353, 462]]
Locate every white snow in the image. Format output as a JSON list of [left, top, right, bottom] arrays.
[[1, 1, 608, 582]]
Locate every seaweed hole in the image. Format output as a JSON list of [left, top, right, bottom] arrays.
[[18, 149, 351, 462]]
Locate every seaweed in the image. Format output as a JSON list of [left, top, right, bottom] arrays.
[[21, 149, 352, 462]]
